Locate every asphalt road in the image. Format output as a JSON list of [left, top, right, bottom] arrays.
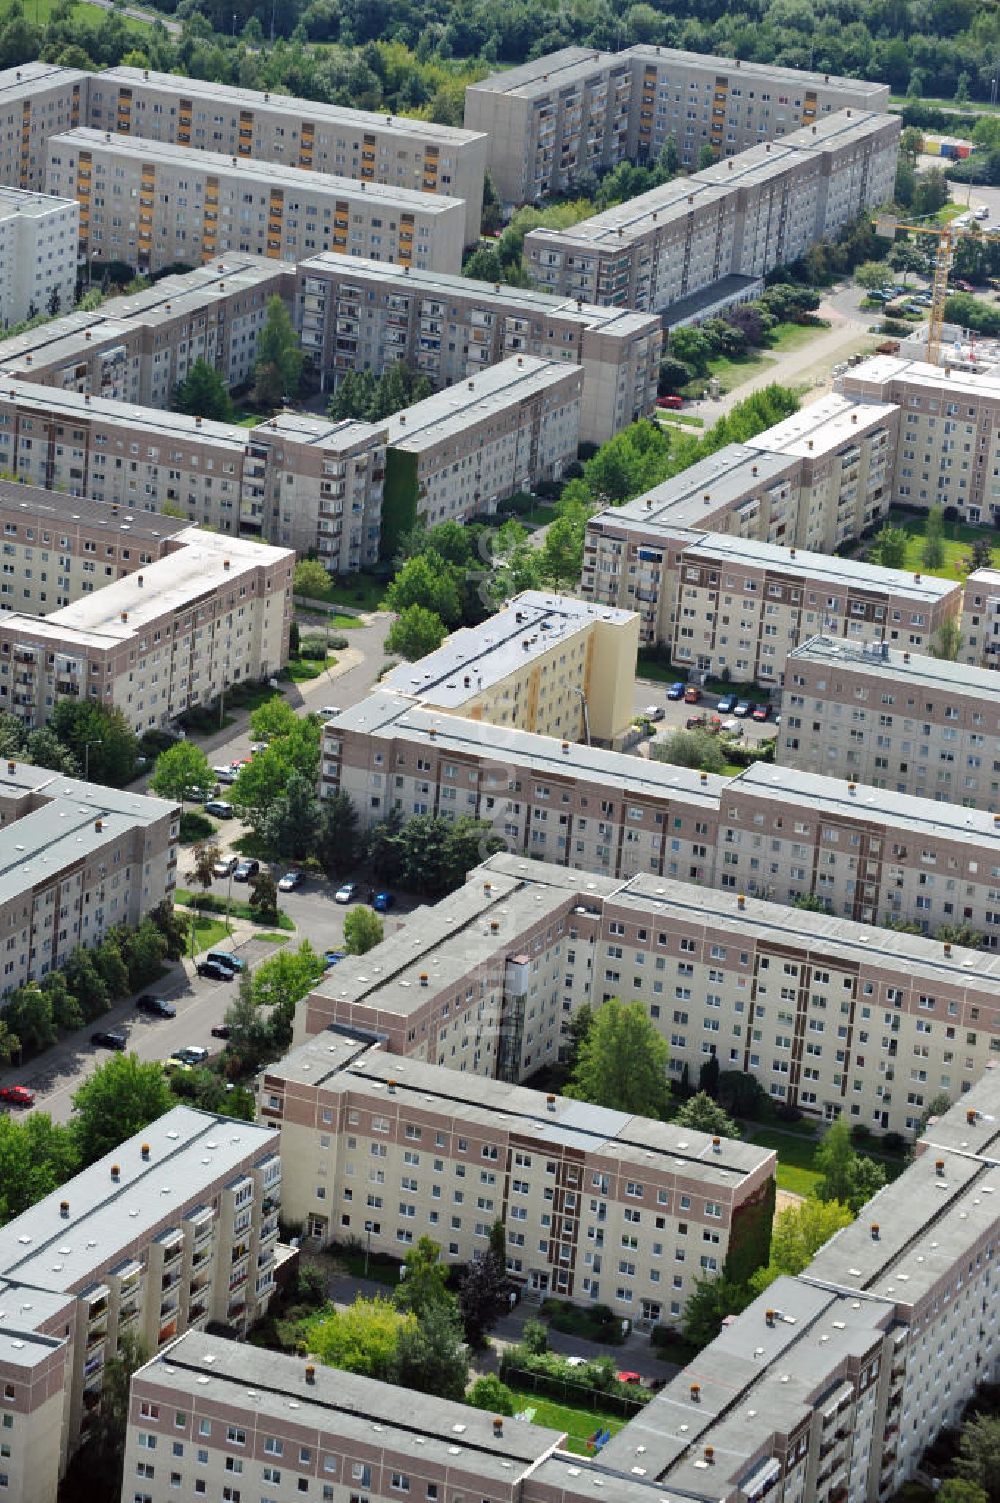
[[633, 678, 779, 748]]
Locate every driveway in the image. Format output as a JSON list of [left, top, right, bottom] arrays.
[[632, 680, 779, 750]]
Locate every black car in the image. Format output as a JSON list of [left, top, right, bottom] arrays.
[[197, 960, 236, 981], [211, 1023, 231, 1039], [91, 1029, 127, 1050], [136, 994, 177, 1019], [233, 859, 260, 883]]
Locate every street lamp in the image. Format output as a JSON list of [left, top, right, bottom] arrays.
[[83, 739, 103, 781]]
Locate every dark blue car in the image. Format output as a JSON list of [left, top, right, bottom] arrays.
[[373, 892, 395, 913], [666, 681, 686, 700]]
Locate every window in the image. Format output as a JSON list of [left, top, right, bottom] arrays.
[[391, 1475, 411, 1493]]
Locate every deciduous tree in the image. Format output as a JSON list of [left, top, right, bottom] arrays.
[[254, 295, 303, 407], [173, 357, 235, 421], [71, 1054, 173, 1166], [386, 603, 447, 660], [814, 1119, 887, 1214], [343, 905, 384, 955], [150, 741, 213, 802], [567, 998, 670, 1117]]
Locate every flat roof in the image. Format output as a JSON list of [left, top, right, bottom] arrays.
[[732, 762, 1000, 847], [385, 357, 580, 452], [0, 62, 86, 99], [0, 790, 171, 909], [380, 590, 635, 705], [466, 48, 620, 100], [298, 251, 661, 336], [0, 374, 249, 451], [250, 410, 383, 450], [0, 1280, 73, 1371], [142, 1331, 565, 1478], [682, 529, 959, 600], [746, 392, 897, 458], [100, 67, 486, 147], [593, 444, 795, 533], [268, 1035, 773, 1190], [844, 352, 1000, 402], [0, 480, 189, 545], [0, 186, 75, 219], [0, 1107, 278, 1295], [330, 689, 726, 809], [624, 45, 890, 98], [788, 633, 1000, 696], [0, 760, 177, 820], [52, 129, 465, 214]]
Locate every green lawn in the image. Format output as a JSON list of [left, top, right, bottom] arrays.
[[174, 888, 296, 931], [27, 0, 153, 29], [767, 319, 830, 352], [505, 1388, 629, 1455], [698, 347, 777, 395], [325, 611, 366, 630], [881, 507, 996, 582], [255, 932, 290, 945], [233, 410, 267, 427], [282, 654, 338, 682], [296, 572, 387, 611], [187, 914, 231, 953], [179, 811, 218, 846], [655, 411, 705, 429], [746, 1127, 824, 1197]]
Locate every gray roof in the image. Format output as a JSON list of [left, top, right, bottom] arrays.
[[385, 357, 580, 453], [0, 1280, 74, 1371], [0, 480, 188, 545], [0, 186, 74, 218], [788, 633, 1000, 695], [0, 62, 86, 99], [623, 45, 889, 99], [467, 48, 619, 99], [682, 530, 959, 600], [142, 1330, 565, 1479], [54, 129, 465, 213], [267, 1035, 773, 1191], [0, 1106, 278, 1296], [0, 374, 250, 450], [591, 444, 794, 535]]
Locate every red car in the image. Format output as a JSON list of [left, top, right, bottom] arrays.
[[616, 1370, 643, 1386], [656, 395, 683, 410], [751, 703, 771, 722], [0, 1084, 35, 1108]]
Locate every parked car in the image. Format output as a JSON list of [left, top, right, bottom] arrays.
[[184, 784, 214, 803], [0, 1085, 35, 1107], [686, 713, 721, 731], [136, 995, 176, 1019], [373, 891, 395, 913], [249, 740, 269, 754], [617, 1371, 643, 1386], [168, 1046, 209, 1068], [751, 703, 771, 722], [683, 684, 701, 704], [954, 278, 975, 291], [204, 800, 234, 819], [319, 706, 342, 719], [975, 206, 989, 220], [233, 859, 260, 883], [206, 950, 245, 973], [720, 718, 744, 736], [91, 1029, 127, 1050], [335, 881, 359, 904], [324, 950, 347, 968], [641, 704, 665, 722], [213, 765, 237, 784], [277, 870, 303, 891], [196, 960, 235, 981], [210, 1023, 231, 1040], [733, 700, 752, 717], [655, 394, 683, 409], [212, 855, 238, 878], [666, 681, 686, 700], [716, 693, 738, 714]]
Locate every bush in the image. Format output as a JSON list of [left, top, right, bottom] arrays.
[[466, 1374, 515, 1416], [298, 633, 329, 660], [328, 635, 348, 651], [497, 1349, 649, 1416], [522, 1319, 548, 1355], [775, 1102, 804, 1123], [882, 1131, 908, 1155]]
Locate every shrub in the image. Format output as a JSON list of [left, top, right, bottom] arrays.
[[466, 1374, 516, 1416], [299, 633, 329, 660]]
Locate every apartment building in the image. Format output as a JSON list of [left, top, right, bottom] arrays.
[[88, 66, 488, 247], [0, 377, 385, 568], [584, 517, 959, 682], [0, 254, 295, 404], [523, 110, 899, 313], [960, 565, 1000, 667], [0, 528, 292, 734], [377, 590, 640, 745], [0, 62, 85, 191], [0, 1107, 281, 1503], [0, 186, 77, 328], [262, 1032, 775, 1317], [464, 44, 889, 203], [123, 1331, 565, 1503], [296, 252, 662, 446], [779, 634, 1000, 807], [381, 356, 583, 552], [840, 353, 1000, 522], [0, 760, 177, 993], [44, 129, 466, 278]]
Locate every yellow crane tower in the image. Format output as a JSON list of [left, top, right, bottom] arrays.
[[874, 213, 1000, 365]]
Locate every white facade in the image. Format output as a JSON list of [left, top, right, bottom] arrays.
[[0, 186, 77, 327]]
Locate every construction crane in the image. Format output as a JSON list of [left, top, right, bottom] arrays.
[[874, 213, 1000, 365]]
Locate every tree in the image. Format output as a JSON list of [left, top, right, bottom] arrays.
[[673, 1091, 740, 1140], [173, 357, 235, 421], [344, 905, 384, 955], [395, 1302, 469, 1401], [566, 998, 670, 1117], [967, 534, 995, 573], [4, 986, 56, 1055], [937, 922, 981, 949], [71, 1053, 173, 1166], [939, 1481, 988, 1503], [231, 748, 294, 832], [384, 551, 463, 626], [854, 260, 894, 293], [150, 741, 213, 802], [930, 617, 963, 661], [307, 1297, 412, 1380], [651, 729, 726, 775], [750, 1199, 854, 1293], [395, 1237, 456, 1321], [888, 240, 928, 284], [59, 1331, 148, 1503], [682, 1273, 754, 1349], [814, 1119, 886, 1215], [49, 700, 138, 787], [221, 970, 275, 1077], [294, 558, 332, 598], [0, 1014, 18, 1068], [254, 294, 303, 407], [188, 840, 221, 901], [717, 1070, 770, 1121], [61, 947, 110, 1021], [458, 1221, 508, 1347], [386, 603, 447, 660], [954, 1415, 1000, 1503], [317, 791, 359, 875], [94, 936, 130, 999], [249, 869, 280, 925], [248, 941, 322, 1047], [871, 524, 909, 569], [922, 506, 946, 569], [249, 695, 299, 744], [26, 724, 77, 773], [466, 1373, 515, 1415], [261, 771, 322, 861], [697, 143, 716, 170], [0, 1111, 79, 1223]]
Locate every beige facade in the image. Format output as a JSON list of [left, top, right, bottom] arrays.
[[384, 356, 583, 534], [88, 66, 488, 247], [0, 186, 77, 329], [0, 62, 85, 191], [464, 45, 889, 203], [840, 354, 1000, 522], [523, 110, 899, 312], [0, 377, 385, 568], [960, 565, 1000, 667], [0, 760, 178, 996], [378, 590, 639, 746], [295, 252, 662, 447], [780, 634, 1000, 807], [45, 129, 466, 278], [0, 254, 295, 405], [0, 1107, 281, 1499], [263, 1033, 775, 1318]]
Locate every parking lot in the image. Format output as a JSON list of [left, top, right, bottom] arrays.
[[632, 678, 780, 748]]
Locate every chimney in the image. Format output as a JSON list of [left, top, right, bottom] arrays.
[[468, 380, 474, 390], [700, 771, 708, 785], [752, 465, 757, 476], [195, 416, 202, 427], [387, 1079, 396, 1093], [562, 740, 570, 752], [399, 414, 406, 424], [5, 761, 13, 775], [483, 882, 492, 894], [690, 1382, 701, 1401], [111, 1163, 120, 1182], [94, 818, 103, 833], [60, 1200, 69, 1218], [428, 725, 435, 738], [546, 1094, 556, 1111], [305, 1364, 316, 1384], [935, 1159, 945, 1176], [848, 782, 857, 794], [870, 1222, 880, 1241], [141, 1143, 150, 1161], [490, 920, 500, 934], [807, 439, 813, 450], [903, 652, 910, 663], [737, 893, 745, 910], [968, 1108, 979, 1125], [914, 573, 921, 582], [765, 1308, 775, 1327], [137, 573, 143, 587], [712, 1136, 721, 1153], [493, 1417, 504, 1438], [121, 611, 128, 622], [85, 330, 91, 340], [851, 413, 858, 423], [943, 941, 952, 956], [790, 547, 796, 558], [419, 972, 428, 987], [223, 559, 230, 570], [704, 1446, 715, 1464]]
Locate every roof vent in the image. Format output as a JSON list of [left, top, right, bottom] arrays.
[[737, 893, 745, 909], [468, 380, 474, 390], [700, 772, 708, 785], [141, 1143, 150, 1161], [935, 1159, 945, 1175], [712, 1136, 721, 1152], [85, 330, 92, 341], [419, 972, 429, 987], [943, 941, 952, 956], [305, 1363, 315, 1384], [870, 1222, 880, 1240], [121, 611, 128, 622], [94, 818, 103, 833], [6, 761, 13, 775], [493, 1417, 504, 1437], [690, 1382, 701, 1401], [765, 1308, 775, 1326], [483, 882, 492, 893], [111, 1164, 120, 1182], [546, 1094, 556, 1111], [387, 1079, 396, 1093], [137, 574, 143, 587], [60, 1200, 69, 1218], [968, 1108, 979, 1125], [562, 740, 570, 752], [914, 573, 921, 582], [704, 1446, 714, 1464], [489, 920, 500, 934], [224, 559, 230, 571]]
